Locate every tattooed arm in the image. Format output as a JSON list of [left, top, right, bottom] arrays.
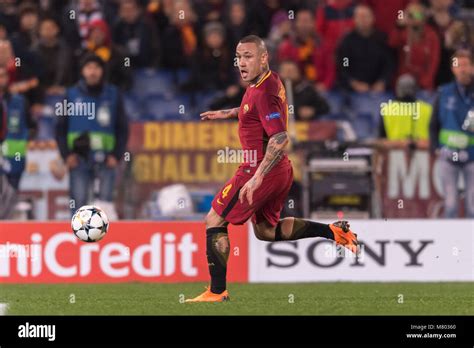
[[255, 131, 289, 176], [200, 108, 239, 120], [239, 131, 289, 205]]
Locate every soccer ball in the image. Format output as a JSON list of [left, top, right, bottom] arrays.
[[71, 205, 109, 242]]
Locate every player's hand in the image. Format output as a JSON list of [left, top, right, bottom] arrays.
[[200, 110, 231, 121], [66, 154, 79, 169], [239, 174, 263, 206]]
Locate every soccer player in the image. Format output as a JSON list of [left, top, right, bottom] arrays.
[[186, 35, 359, 302]]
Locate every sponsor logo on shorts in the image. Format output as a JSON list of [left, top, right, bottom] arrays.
[[265, 112, 280, 121]]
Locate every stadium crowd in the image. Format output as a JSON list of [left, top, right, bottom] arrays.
[[0, 0, 473, 219], [0, 0, 472, 113]]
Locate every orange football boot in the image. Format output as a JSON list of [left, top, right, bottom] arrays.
[[185, 287, 230, 303], [329, 220, 359, 254]]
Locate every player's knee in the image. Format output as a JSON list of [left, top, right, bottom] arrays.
[[205, 209, 225, 228], [204, 210, 217, 227]]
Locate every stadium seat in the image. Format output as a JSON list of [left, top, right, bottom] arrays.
[[176, 69, 191, 85], [320, 90, 345, 114], [132, 68, 176, 99], [347, 92, 394, 139], [36, 114, 56, 140], [123, 93, 143, 121], [318, 112, 350, 122], [193, 90, 223, 111], [351, 112, 376, 139], [144, 94, 194, 120], [416, 90, 436, 105], [36, 95, 65, 140]]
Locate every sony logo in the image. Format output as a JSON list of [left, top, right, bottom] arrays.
[[266, 239, 434, 268]]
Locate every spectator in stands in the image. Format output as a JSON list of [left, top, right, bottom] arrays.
[[315, 0, 356, 90], [63, 0, 103, 54], [388, 3, 440, 90], [36, 16, 74, 97], [430, 49, 474, 218], [55, 54, 129, 215], [113, 0, 156, 69], [337, 4, 394, 93], [146, 0, 173, 35], [0, 74, 6, 144], [428, 0, 456, 85], [0, 40, 17, 84], [247, 0, 282, 38], [9, 2, 43, 103], [209, 76, 246, 110], [278, 60, 330, 121], [195, 0, 225, 23], [444, 20, 473, 51], [278, 9, 321, 85], [379, 74, 432, 149], [0, 64, 31, 191], [434, 19, 474, 90], [224, 0, 250, 53], [184, 21, 233, 91], [266, 10, 291, 69], [0, 39, 40, 105], [82, 19, 132, 90], [160, 0, 198, 70], [0, 0, 19, 35], [10, 2, 40, 52], [0, 24, 7, 40], [363, 0, 411, 36]]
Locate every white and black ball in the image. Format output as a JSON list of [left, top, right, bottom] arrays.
[[71, 205, 109, 242]]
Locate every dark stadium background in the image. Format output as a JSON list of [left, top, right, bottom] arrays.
[[0, 0, 471, 220]]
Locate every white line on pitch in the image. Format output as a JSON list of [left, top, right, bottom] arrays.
[[0, 303, 8, 315]]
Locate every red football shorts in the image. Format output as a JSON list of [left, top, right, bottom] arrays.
[[211, 163, 293, 226]]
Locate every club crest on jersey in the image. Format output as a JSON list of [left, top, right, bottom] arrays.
[[265, 112, 281, 121], [243, 104, 249, 113]]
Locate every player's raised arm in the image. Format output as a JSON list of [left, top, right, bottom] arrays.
[[200, 108, 239, 121]]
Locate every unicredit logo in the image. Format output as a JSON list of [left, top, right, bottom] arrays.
[[0, 232, 199, 278]]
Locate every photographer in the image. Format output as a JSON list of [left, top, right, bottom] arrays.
[[0, 64, 30, 218], [55, 54, 129, 215], [379, 74, 433, 149], [430, 49, 474, 218]]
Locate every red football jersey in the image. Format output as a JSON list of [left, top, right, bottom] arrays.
[[238, 70, 290, 172]]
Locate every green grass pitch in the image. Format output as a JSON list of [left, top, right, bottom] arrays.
[[1, 282, 472, 315]]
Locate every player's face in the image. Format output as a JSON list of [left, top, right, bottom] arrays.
[[236, 42, 268, 82]]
